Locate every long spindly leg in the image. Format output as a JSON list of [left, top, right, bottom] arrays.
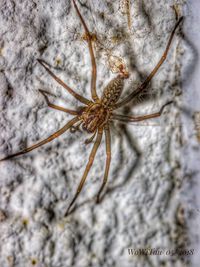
[[111, 101, 173, 122], [96, 125, 111, 203], [65, 128, 103, 216], [39, 89, 79, 115], [37, 59, 92, 106], [113, 16, 183, 109], [0, 117, 80, 162], [72, 0, 99, 102]]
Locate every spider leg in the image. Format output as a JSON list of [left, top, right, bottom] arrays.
[[37, 59, 92, 106], [72, 0, 99, 101], [111, 101, 173, 122], [65, 128, 103, 216], [84, 130, 97, 144], [70, 121, 82, 133], [39, 89, 79, 115], [113, 16, 183, 109], [96, 125, 111, 203], [0, 117, 80, 162]]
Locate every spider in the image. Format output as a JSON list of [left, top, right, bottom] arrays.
[[0, 0, 183, 216]]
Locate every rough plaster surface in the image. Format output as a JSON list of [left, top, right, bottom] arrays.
[[0, 0, 198, 267], [182, 1, 200, 267]]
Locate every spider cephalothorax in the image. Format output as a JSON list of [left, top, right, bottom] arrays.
[[0, 0, 183, 216], [81, 103, 109, 133]]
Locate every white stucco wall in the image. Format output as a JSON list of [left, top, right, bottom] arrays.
[[1, 1, 199, 267], [182, 1, 200, 267]]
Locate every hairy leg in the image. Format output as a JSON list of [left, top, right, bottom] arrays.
[[39, 89, 79, 115], [0, 117, 79, 162], [37, 59, 91, 105], [111, 101, 173, 122], [113, 17, 183, 109], [96, 125, 111, 203], [65, 128, 103, 216], [72, 0, 99, 101]]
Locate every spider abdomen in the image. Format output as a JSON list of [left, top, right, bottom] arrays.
[[101, 76, 124, 108]]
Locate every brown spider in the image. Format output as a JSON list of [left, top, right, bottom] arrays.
[[0, 0, 183, 215]]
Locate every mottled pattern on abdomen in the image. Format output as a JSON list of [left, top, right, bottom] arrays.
[[101, 76, 124, 108]]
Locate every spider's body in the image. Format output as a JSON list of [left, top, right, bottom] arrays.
[[81, 74, 127, 133], [0, 0, 183, 216], [101, 75, 126, 108], [81, 103, 109, 133]]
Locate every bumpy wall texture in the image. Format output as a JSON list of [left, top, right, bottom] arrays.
[[0, 1, 199, 267]]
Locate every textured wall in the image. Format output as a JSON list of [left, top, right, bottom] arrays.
[[0, 0, 197, 267]]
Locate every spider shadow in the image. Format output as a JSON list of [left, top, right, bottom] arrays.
[[63, 3, 185, 217], [98, 123, 141, 203], [64, 123, 141, 217], [181, 27, 198, 88]]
